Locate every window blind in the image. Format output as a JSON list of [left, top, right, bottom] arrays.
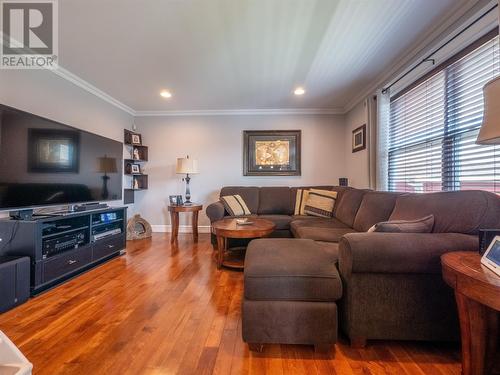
[[388, 34, 500, 193]]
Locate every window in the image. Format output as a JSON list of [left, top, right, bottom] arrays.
[[388, 32, 500, 193]]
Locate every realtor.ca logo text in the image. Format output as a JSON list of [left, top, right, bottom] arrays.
[[1, 0, 58, 69]]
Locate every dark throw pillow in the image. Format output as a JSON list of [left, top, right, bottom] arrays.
[[368, 214, 435, 233]]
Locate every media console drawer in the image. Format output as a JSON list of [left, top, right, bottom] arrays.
[[43, 247, 92, 283], [92, 234, 125, 261]]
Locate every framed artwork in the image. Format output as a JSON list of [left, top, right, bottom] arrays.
[[243, 130, 301, 176], [131, 164, 141, 174], [131, 133, 142, 145], [352, 124, 366, 153], [28, 129, 80, 173]]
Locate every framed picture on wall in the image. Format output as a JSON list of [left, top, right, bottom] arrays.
[[131, 164, 141, 174], [243, 130, 301, 176], [352, 124, 366, 153]]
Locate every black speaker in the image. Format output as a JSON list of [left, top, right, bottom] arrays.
[[479, 229, 500, 255], [339, 178, 349, 187], [0, 256, 30, 313]]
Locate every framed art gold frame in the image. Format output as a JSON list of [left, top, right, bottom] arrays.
[[243, 130, 301, 176]]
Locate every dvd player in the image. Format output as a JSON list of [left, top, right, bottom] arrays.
[[92, 228, 122, 241]]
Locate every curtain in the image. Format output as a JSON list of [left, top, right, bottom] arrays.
[[370, 89, 390, 191]]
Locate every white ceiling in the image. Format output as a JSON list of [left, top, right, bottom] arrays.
[[58, 0, 476, 113]]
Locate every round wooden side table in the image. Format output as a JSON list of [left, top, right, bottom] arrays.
[[168, 204, 203, 244], [211, 218, 275, 270], [441, 251, 500, 375]]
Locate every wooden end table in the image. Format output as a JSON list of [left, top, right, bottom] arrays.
[[211, 218, 275, 270], [441, 251, 500, 375], [168, 204, 203, 244]]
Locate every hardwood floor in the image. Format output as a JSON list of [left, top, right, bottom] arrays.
[[0, 233, 462, 375]]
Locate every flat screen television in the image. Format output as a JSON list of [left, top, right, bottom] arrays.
[[0, 104, 123, 211]]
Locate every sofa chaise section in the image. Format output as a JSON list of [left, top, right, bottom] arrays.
[[337, 190, 500, 346]]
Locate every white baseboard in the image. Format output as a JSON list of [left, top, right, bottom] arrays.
[[151, 224, 211, 233]]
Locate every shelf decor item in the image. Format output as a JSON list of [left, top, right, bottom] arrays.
[[126, 214, 152, 241], [131, 164, 140, 174], [176, 155, 199, 205], [243, 130, 301, 176]]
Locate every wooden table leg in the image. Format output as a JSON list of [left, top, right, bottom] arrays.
[[455, 291, 488, 375], [192, 211, 199, 243], [170, 211, 179, 244], [216, 235, 226, 269]]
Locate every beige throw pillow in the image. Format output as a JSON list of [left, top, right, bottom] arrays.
[[303, 190, 338, 218], [221, 195, 251, 216], [294, 189, 311, 215]]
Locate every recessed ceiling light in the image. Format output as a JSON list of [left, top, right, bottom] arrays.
[[160, 90, 172, 98], [294, 87, 305, 96]]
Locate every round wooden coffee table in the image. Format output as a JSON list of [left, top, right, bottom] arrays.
[[212, 218, 275, 270]]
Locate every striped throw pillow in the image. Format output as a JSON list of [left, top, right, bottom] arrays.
[[304, 190, 338, 218], [221, 195, 251, 216], [294, 189, 311, 215]]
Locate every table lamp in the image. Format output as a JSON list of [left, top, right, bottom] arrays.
[[176, 155, 199, 205], [97, 155, 117, 200], [477, 76, 500, 144]]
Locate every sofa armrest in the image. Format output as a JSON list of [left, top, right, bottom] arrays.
[[339, 232, 478, 278], [206, 201, 226, 222]]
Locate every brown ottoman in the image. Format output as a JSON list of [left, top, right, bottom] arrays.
[[242, 238, 342, 352]]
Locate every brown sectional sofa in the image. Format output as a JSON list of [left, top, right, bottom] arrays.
[[206, 186, 500, 348]]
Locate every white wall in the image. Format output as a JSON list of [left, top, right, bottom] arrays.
[[133, 114, 346, 230], [0, 70, 132, 141], [344, 100, 370, 188], [0, 69, 134, 212]]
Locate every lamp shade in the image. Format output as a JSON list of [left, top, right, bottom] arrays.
[[477, 76, 500, 144], [97, 156, 117, 173], [176, 156, 199, 174]]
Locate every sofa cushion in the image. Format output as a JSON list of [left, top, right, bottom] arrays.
[[291, 217, 356, 242], [291, 215, 323, 221], [389, 190, 500, 235], [245, 239, 342, 302], [352, 191, 402, 232], [258, 187, 292, 215], [258, 215, 293, 230], [220, 186, 259, 214], [334, 189, 367, 227], [293, 226, 357, 242]]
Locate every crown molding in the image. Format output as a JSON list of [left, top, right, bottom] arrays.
[[50, 67, 344, 117], [134, 108, 345, 117], [51, 67, 136, 115], [343, 0, 492, 113]]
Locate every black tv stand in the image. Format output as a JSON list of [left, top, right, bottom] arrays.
[[0, 206, 127, 294]]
